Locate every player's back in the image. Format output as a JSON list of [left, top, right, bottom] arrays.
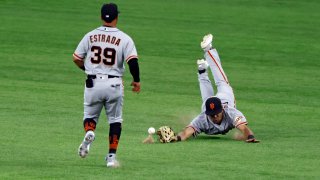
[[80, 26, 137, 76]]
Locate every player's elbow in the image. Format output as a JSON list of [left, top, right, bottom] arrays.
[[73, 57, 80, 62]]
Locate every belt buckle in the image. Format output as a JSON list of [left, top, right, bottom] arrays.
[[100, 75, 107, 79]]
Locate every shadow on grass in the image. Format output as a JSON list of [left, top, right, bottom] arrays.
[[189, 135, 235, 142]]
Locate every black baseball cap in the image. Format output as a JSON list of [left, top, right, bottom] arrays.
[[205, 97, 223, 116], [101, 3, 119, 23]]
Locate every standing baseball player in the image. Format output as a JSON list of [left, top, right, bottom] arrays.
[[72, 3, 140, 167], [159, 34, 259, 143]]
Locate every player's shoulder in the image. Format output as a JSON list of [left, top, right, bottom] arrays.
[[83, 26, 135, 43], [117, 29, 135, 41], [224, 107, 245, 118], [191, 112, 208, 128], [85, 26, 116, 35], [194, 112, 209, 125], [192, 111, 205, 120], [81, 27, 101, 37]]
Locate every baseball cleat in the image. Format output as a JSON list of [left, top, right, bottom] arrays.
[[78, 131, 95, 158], [200, 34, 213, 52], [106, 153, 120, 168], [197, 59, 209, 71]]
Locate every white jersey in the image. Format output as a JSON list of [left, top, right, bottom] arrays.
[[189, 107, 247, 135], [73, 26, 138, 76]]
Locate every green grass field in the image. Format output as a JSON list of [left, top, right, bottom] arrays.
[[1, 0, 320, 179]]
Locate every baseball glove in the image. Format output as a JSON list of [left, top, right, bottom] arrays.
[[157, 126, 176, 143]]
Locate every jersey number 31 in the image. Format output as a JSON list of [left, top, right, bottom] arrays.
[[91, 46, 116, 66]]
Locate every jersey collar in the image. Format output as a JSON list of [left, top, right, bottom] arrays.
[[97, 26, 119, 32]]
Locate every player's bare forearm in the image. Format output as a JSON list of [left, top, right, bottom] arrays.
[[237, 124, 253, 138], [73, 58, 85, 71], [237, 124, 260, 143], [175, 126, 195, 141]]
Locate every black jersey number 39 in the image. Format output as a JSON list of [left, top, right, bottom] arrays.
[[91, 46, 116, 65]]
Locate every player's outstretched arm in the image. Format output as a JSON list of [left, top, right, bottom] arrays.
[[172, 127, 195, 142], [236, 124, 260, 143]]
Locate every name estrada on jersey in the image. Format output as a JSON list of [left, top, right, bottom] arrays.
[[89, 34, 121, 46], [73, 26, 138, 76], [188, 107, 247, 135]]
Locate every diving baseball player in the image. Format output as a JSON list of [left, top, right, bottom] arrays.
[[169, 34, 259, 143], [72, 3, 141, 167]]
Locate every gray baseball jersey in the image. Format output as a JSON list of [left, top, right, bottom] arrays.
[[73, 26, 138, 76], [73, 26, 138, 124], [189, 107, 247, 135]]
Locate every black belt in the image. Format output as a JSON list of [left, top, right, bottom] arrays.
[[87, 74, 119, 79]]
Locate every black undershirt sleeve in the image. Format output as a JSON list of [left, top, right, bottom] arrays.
[[127, 58, 140, 82]]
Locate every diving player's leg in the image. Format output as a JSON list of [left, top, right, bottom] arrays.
[[201, 34, 229, 86], [201, 34, 235, 107], [205, 49, 229, 87], [204, 50, 235, 108], [197, 59, 214, 103]]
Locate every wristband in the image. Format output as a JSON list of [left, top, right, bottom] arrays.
[[177, 135, 182, 142], [247, 135, 255, 140]]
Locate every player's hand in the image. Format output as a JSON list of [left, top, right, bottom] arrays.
[[246, 138, 260, 143], [131, 82, 140, 93], [245, 134, 260, 143], [170, 136, 178, 142]]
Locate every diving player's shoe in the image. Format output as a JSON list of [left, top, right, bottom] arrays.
[[200, 34, 213, 52], [106, 153, 120, 168], [197, 59, 209, 71], [78, 131, 95, 158]]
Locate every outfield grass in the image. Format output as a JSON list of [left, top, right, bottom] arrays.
[[1, 0, 320, 179]]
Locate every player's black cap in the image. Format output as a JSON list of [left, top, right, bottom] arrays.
[[205, 97, 223, 116], [101, 3, 119, 23]]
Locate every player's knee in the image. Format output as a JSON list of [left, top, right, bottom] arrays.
[[108, 116, 123, 124]]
